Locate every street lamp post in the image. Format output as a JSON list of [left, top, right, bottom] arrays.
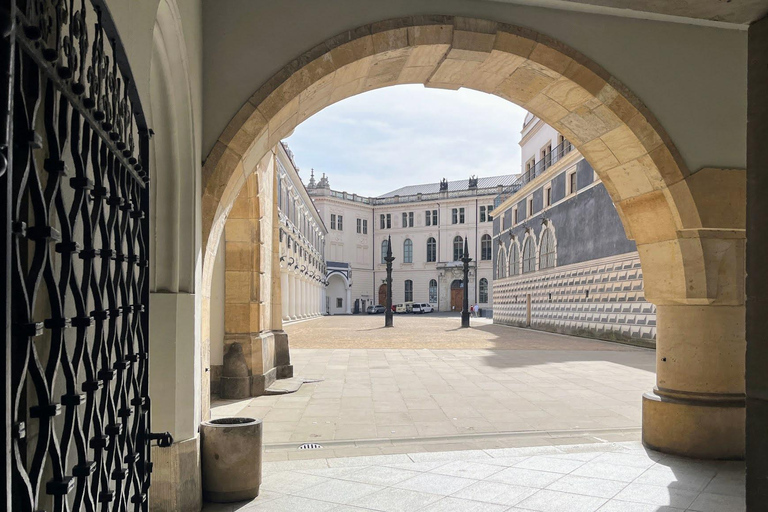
[[461, 238, 472, 328], [385, 235, 395, 327]]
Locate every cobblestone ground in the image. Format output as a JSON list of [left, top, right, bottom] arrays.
[[284, 313, 641, 350], [211, 314, 655, 461]]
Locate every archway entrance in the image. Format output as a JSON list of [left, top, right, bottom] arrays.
[[450, 279, 464, 311], [201, 16, 746, 461]]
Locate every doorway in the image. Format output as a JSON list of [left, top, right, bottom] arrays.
[[378, 284, 387, 306], [451, 279, 463, 311]]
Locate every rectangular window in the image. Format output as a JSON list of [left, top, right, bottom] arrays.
[[338, 215, 343, 230], [356, 218, 362, 234], [331, 214, 336, 230], [527, 197, 534, 218], [488, 204, 493, 217], [380, 214, 385, 229], [404, 280, 413, 302], [514, 207, 518, 224], [402, 212, 408, 227], [545, 186, 552, 207], [362, 220, 368, 234], [569, 171, 577, 195], [459, 208, 465, 224], [480, 206, 486, 223], [452, 208, 458, 224], [426, 211, 431, 226], [336, 298, 343, 308], [386, 214, 391, 229], [408, 212, 413, 227]]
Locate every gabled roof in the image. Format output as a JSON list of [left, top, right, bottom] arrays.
[[377, 175, 518, 198]]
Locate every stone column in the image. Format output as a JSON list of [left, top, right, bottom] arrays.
[[281, 270, 289, 321], [346, 285, 352, 314], [288, 272, 296, 320], [640, 168, 746, 460], [221, 173, 261, 399], [321, 284, 326, 315], [747, 16, 768, 507]]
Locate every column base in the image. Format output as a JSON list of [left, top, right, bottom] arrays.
[[149, 437, 202, 512], [642, 390, 745, 459]]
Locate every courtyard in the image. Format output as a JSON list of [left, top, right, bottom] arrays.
[[206, 316, 745, 511], [211, 315, 655, 457]]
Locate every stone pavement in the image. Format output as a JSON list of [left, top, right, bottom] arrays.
[[211, 316, 655, 458], [283, 314, 646, 350], [201, 441, 745, 512]]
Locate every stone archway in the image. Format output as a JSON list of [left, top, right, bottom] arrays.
[[201, 16, 746, 459]]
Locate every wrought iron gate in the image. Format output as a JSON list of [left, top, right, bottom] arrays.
[[1, 0, 164, 510]]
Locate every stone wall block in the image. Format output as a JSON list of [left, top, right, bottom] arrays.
[[600, 124, 647, 165], [407, 24, 452, 46], [493, 30, 536, 58]]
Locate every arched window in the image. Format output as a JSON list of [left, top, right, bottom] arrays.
[[453, 236, 464, 261], [497, 247, 507, 278], [426, 237, 436, 263], [522, 236, 536, 273], [404, 280, 413, 302], [481, 234, 492, 261], [509, 242, 520, 276], [479, 278, 489, 303], [403, 238, 413, 263], [539, 228, 555, 269], [381, 239, 388, 264], [429, 279, 438, 303]]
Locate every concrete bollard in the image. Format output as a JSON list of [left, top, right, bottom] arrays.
[[201, 417, 263, 503]]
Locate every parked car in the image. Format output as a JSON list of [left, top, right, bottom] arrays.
[[395, 303, 407, 314], [412, 303, 434, 314], [366, 304, 385, 314]]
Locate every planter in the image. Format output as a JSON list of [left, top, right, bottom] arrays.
[[201, 417, 263, 502]]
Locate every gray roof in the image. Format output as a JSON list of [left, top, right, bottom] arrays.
[[378, 175, 519, 198]]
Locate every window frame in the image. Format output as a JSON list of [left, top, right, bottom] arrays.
[[330, 214, 336, 230], [426, 237, 437, 263], [522, 237, 536, 273], [404, 280, 413, 302], [381, 239, 388, 264], [403, 238, 413, 263], [481, 234, 492, 261], [527, 197, 534, 218], [453, 236, 464, 261], [479, 278, 488, 303], [568, 170, 577, 195], [479, 205, 486, 223], [428, 279, 438, 303]]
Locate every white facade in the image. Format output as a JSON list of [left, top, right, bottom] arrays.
[[308, 175, 515, 313], [276, 144, 327, 321]]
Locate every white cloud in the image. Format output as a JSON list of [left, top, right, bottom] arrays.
[[284, 85, 528, 197]]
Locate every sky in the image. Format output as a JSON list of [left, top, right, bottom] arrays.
[[284, 84, 529, 197]]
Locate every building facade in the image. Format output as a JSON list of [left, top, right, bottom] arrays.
[[492, 115, 656, 344], [277, 144, 327, 320], [308, 174, 516, 313]]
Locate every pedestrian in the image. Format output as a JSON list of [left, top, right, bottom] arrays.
[[474, 303, 480, 317]]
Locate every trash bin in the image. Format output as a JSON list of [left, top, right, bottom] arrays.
[[201, 417, 263, 502]]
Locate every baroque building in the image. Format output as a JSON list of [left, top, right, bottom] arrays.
[[492, 114, 657, 344], [276, 144, 327, 321], [308, 173, 516, 313]]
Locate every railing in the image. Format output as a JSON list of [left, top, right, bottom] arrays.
[[494, 140, 574, 208], [314, 184, 510, 205]]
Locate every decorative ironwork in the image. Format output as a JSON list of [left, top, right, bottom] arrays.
[[1, 0, 163, 510]]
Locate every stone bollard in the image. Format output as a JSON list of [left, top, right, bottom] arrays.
[[201, 417, 263, 503], [220, 342, 250, 399]]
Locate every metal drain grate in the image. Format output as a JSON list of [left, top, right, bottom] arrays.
[[298, 443, 323, 450]]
